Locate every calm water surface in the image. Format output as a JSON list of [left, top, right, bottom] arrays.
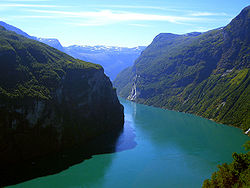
[[9, 98, 249, 188]]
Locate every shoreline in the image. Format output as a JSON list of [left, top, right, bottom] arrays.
[[119, 96, 249, 136]]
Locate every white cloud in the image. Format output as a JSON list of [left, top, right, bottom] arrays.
[[2, 3, 226, 28], [185, 27, 211, 33], [189, 12, 227, 17], [91, 5, 171, 11], [27, 9, 205, 25], [12, 15, 56, 18], [69, 22, 107, 27], [128, 23, 152, 27], [90, 4, 229, 17]]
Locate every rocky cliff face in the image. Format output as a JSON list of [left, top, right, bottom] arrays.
[[114, 6, 250, 130], [0, 68, 123, 165], [0, 26, 124, 185]]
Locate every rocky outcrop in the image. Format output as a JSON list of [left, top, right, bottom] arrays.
[[0, 67, 123, 166], [127, 75, 140, 101], [114, 6, 250, 130], [0, 26, 124, 186]]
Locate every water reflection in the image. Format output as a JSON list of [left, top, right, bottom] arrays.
[[7, 98, 249, 188], [115, 121, 137, 152], [3, 120, 137, 187]]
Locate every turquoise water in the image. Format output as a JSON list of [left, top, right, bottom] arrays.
[[9, 98, 249, 188]]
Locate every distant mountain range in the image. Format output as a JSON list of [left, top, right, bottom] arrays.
[[65, 45, 146, 80], [114, 6, 250, 131], [37, 37, 65, 52], [0, 21, 145, 80]]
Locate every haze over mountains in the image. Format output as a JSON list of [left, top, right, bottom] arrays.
[[65, 45, 146, 80], [114, 6, 250, 131], [0, 21, 145, 80]]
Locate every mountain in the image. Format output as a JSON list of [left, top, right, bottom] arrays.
[[0, 21, 36, 40], [64, 45, 146, 80], [0, 21, 64, 51], [0, 21, 144, 80], [0, 26, 124, 186], [37, 37, 65, 52], [114, 6, 250, 131]]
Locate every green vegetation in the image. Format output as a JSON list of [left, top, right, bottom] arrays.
[[203, 141, 250, 188], [114, 6, 250, 130], [0, 24, 124, 187], [0, 25, 101, 100]]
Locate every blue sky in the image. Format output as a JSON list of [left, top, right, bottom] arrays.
[[0, 0, 249, 47]]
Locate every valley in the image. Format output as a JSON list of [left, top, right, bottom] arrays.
[[0, 3, 249, 188]]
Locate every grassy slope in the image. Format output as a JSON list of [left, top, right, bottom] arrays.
[[114, 6, 250, 130], [0, 26, 101, 100]]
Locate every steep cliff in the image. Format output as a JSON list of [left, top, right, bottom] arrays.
[[0, 26, 124, 185], [114, 6, 250, 130]]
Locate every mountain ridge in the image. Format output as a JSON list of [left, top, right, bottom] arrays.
[[0, 21, 64, 51], [114, 6, 250, 131], [64, 45, 146, 80], [0, 25, 124, 186], [0, 21, 145, 80]]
